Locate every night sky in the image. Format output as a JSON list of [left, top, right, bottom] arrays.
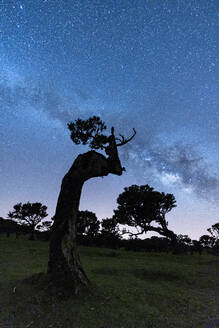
[[1, 0, 218, 239]]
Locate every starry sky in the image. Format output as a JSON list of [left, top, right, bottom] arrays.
[[0, 0, 218, 239]]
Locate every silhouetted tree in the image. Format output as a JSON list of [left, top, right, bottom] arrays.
[[206, 222, 219, 254], [101, 217, 120, 236], [77, 210, 100, 237], [8, 202, 48, 240], [113, 184, 177, 242], [177, 234, 191, 245], [190, 240, 203, 255], [100, 217, 122, 249], [207, 223, 219, 242], [176, 234, 192, 253], [0, 217, 20, 237], [199, 234, 215, 249], [48, 116, 136, 294]]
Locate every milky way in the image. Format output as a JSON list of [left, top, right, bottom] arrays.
[[0, 0, 218, 238]]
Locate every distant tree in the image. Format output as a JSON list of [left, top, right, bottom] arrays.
[[175, 234, 192, 253], [8, 202, 48, 240], [199, 234, 215, 248], [177, 234, 191, 246], [206, 223, 219, 254], [77, 210, 100, 237], [113, 184, 177, 242], [48, 116, 136, 294], [191, 240, 203, 255], [100, 217, 122, 249], [177, 234, 191, 248], [0, 217, 20, 237], [101, 217, 120, 237], [207, 223, 219, 242]]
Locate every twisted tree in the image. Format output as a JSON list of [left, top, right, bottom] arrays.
[[47, 116, 136, 294]]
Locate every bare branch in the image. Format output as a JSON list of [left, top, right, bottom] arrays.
[[127, 225, 165, 237], [127, 230, 144, 237], [116, 128, 136, 147]]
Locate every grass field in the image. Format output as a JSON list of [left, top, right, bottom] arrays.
[[0, 235, 219, 328]]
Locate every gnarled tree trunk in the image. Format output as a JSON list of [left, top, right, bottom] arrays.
[[47, 132, 123, 294]]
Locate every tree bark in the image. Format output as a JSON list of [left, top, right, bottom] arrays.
[[47, 133, 123, 294]]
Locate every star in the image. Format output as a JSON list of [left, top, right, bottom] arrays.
[[0, 0, 218, 240]]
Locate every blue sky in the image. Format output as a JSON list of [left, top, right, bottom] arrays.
[[0, 0, 218, 238]]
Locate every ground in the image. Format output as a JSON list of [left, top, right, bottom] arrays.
[[0, 235, 219, 328]]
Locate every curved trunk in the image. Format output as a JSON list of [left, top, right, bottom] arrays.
[[48, 134, 123, 294]]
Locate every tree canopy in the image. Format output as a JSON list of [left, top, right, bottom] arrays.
[[113, 184, 176, 240], [8, 202, 48, 239], [68, 115, 136, 152], [101, 217, 120, 237], [68, 116, 108, 149], [199, 234, 215, 248], [207, 222, 219, 240]]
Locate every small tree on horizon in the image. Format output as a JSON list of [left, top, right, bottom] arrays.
[[100, 217, 122, 249], [177, 234, 192, 246], [199, 234, 215, 248], [205, 222, 219, 251], [77, 210, 100, 237], [8, 202, 48, 240], [101, 217, 121, 237], [207, 222, 219, 242]]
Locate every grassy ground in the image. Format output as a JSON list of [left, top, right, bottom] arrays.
[[0, 235, 219, 328]]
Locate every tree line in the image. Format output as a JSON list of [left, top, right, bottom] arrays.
[[1, 193, 219, 255]]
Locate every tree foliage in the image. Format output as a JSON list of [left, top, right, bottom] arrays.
[[0, 217, 20, 236], [113, 184, 176, 239], [8, 202, 48, 239], [68, 116, 109, 149], [207, 222, 219, 240], [204, 222, 219, 252], [199, 234, 215, 248], [77, 210, 100, 237], [101, 217, 120, 237], [177, 234, 191, 246]]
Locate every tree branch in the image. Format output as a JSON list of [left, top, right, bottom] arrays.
[[126, 224, 176, 240], [116, 128, 136, 147]]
